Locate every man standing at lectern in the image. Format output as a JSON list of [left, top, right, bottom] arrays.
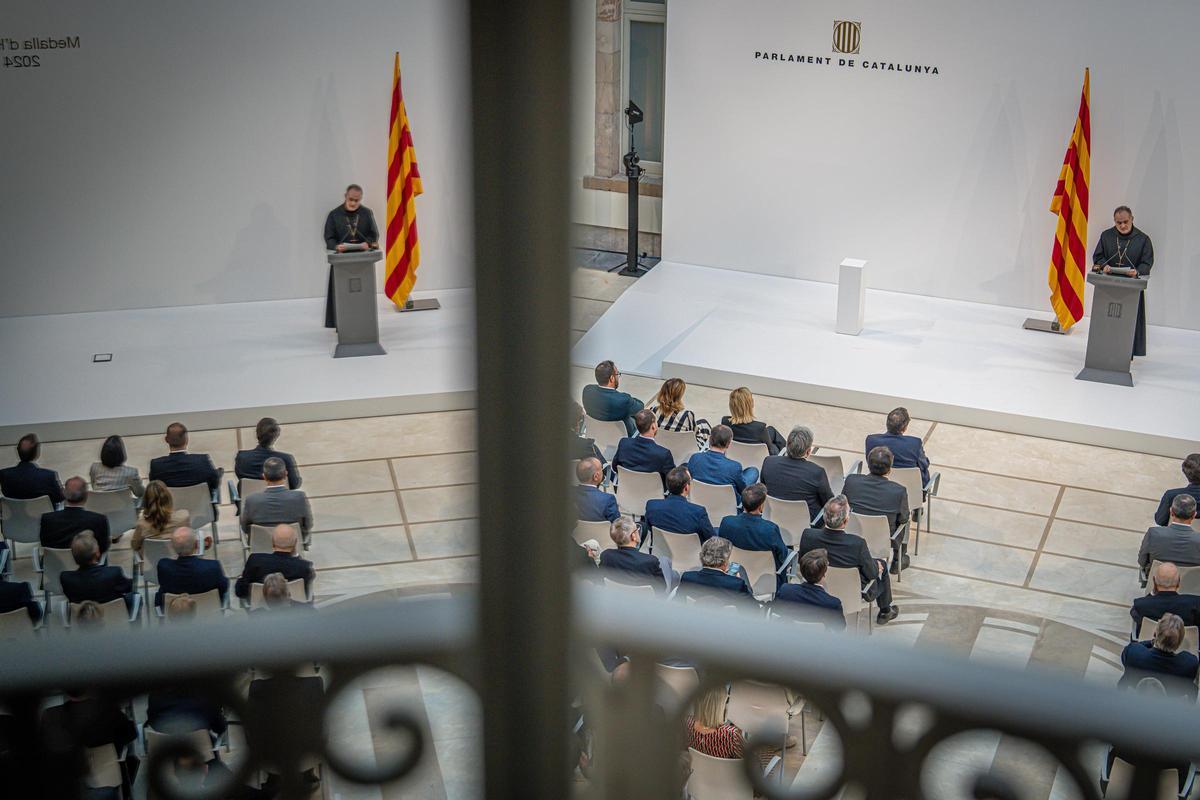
[[323, 184, 380, 329], [1092, 206, 1154, 358]]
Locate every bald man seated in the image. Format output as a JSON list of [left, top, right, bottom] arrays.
[[235, 524, 315, 601], [1131, 562, 1200, 636], [155, 527, 228, 608]]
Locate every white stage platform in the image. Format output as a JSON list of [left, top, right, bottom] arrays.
[[571, 262, 1200, 458], [0, 289, 475, 442]]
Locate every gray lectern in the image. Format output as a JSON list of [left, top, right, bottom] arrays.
[[1075, 272, 1145, 387], [327, 249, 386, 358]]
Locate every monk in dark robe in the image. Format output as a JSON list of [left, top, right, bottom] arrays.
[[1092, 205, 1154, 357], [322, 184, 380, 329]]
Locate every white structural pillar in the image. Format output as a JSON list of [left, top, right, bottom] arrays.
[[836, 258, 867, 335]]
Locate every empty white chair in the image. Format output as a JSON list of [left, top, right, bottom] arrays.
[[583, 415, 628, 461], [809, 453, 849, 494], [39, 546, 77, 606], [686, 748, 781, 800], [726, 680, 803, 756], [730, 545, 787, 601], [824, 566, 874, 634], [573, 519, 615, 550], [690, 480, 738, 528], [764, 495, 814, 548], [651, 527, 703, 572], [656, 428, 701, 465], [85, 488, 139, 540], [0, 495, 54, 559], [170, 483, 221, 555], [615, 467, 664, 518], [654, 664, 699, 713], [726, 441, 769, 475], [890, 466, 939, 556]]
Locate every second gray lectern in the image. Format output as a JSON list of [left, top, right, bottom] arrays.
[[327, 249, 386, 358], [1076, 272, 1145, 387]]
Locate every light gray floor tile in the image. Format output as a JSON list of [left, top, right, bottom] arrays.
[[256, 411, 477, 464], [311, 491, 403, 531], [932, 467, 1060, 516], [409, 519, 479, 560], [1055, 487, 1159, 532], [298, 460, 395, 497], [1041, 520, 1142, 567], [911, 533, 1034, 585], [1027, 553, 1141, 606], [926, 500, 1047, 549], [309, 526, 414, 569], [402, 484, 478, 524], [390, 453, 478, 490]]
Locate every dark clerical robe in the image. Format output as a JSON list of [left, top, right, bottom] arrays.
[[322, 205, 380, 329], [1092, 225, 1154, 357]]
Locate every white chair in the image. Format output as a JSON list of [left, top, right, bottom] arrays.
[[228, 477, 269, 507], [686, 748, 781, 800], [651, 527, 703, 573], [161, 588, 225, 621], [0, 605, 41, 638], [846, 512, 904, 579], [249, 578, 311, 608], [824, 566, 875, 634], [1100, 754, 1189, 800], [583, 415, 628, 461], [602, 577, 658, 600], [0, 495, 54, 559], [1145, 561, 1200, 594], [615, 467, 665, 518], [38, 546, 77, 608], [654, 664, 699, 713], [890, 466, 939, 557], [730, 546, 791, 601], [763, 495, 814, 548], [1135, 617, 1200, 655], [726, 441, 769, 475], [136, 537, 178, 601], [573, 519, 616, 550], [170, 483, 221, 555], [656, 428, 701, 465], [247, 524, 299, 556], [67, 596, 142, 627], [809, 452, 853, 494], [83, 743, 125, 793], [85, 488, 139, 540], [690, 480, 737, 528], [726, 679, 805, 758]]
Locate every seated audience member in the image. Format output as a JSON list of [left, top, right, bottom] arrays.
[[569, 400, 607, 465], [1119, 613, 1198, 699], [252, 572, 315, 612], [132, 480, 192, 555], [574, 457, 620, 523], [865, 407, 930, 486], [156, 527, 229, 608], [40, 688, 137, 762], [644, 466, 716, 544], [800, 495, 898, 624], [1138, 494, 1200, 572], [612, 409, 675, 485], [0, 577, 42, 624], [60, 532, 135, 608], [236, 524, 316, 600], [720, 387, 785, 455], [0, 433, 64, 505], [1131, 562, 1200, 634], [1155, 453, 1200, 528], [1103, 678, 1191, 797], [599, 517, 665, 589], [842, 445, 910, 572], [581, 360, 644, 437], [148, 667, 228, 736], [148, 422, 221, 493], [687, 425, 757, 499], [88, 435, 145, 497], [40, 477, 112, 552], [685, 686, 747, 759], [677, 537, 753, 603], [774, 549, 846, 631], [73, 600, 105, 630], [240, 457, 314, 543], [235, 416, 302, 491], [717, 483, 788, 587], [648, 377, 711, 449], [760, 425, 834, 524]]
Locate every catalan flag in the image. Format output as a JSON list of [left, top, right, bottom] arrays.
[[383, 52, 423, 308], [1046, 68, 1090, 330]]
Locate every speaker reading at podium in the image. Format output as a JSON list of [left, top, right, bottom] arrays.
[[1092, 205, 1154, 358], [323, 183, 380, 329]]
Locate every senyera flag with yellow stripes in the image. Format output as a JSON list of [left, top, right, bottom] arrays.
[[1047, 68, 1090, 330], [384, 52, 423, 308]]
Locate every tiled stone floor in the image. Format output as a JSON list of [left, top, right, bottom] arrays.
[[3, 267, 1183, 798]]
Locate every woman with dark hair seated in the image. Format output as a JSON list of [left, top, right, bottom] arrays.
[[88, 435, 144, 497]]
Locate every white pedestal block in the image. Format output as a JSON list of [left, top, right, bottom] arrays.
[[836, 258, 867, 335]]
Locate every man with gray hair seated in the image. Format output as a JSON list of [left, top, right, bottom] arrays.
[[1119, 612, 1198, 699], [676, 537, 753, 603], [155, 526, 229, 609], [241, 456, 315, 548], [599, 516, 668, 591], [761, 425, 834, 525], [798, 495, 898, 624], [1138, 493, 1200, 575], [251, 572, 315, 614]]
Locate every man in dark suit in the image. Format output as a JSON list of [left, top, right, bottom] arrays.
[[156, 526, 229, 608], [799, 495, 898, 624], [865, 407, 930, 486], [1119, 613, 1198, 699], [574, 457, 620, 523], [774, 548, 846, 631], [1131, 562, 1200, 634], [60, 531, 135, 608], [40, 476, 112, 553], [1155, 454, 1200, 527], [235, 524, 316, 600], [581, 360, 644, 436], [240, 458, 315, 544], [0, 579, 42, 623], [1138, 494, 1200, 573], [687, 425, 755, 501], [718, 483, 788, 587], [0, 433, 64, 504], [761, 425, 834, 524], [677, 537, 754, 603], [148, 422, 221, 493], [843, 446, 910, 572], [644, 466, 716, 543], [612, 409, 675, 486], [599, 517, 666, 591], [234, 416, 302, 492]]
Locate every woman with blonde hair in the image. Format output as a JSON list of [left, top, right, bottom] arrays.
[[131, 480, 190, 554], [721, 387, 785, 455], [684, 686, 745, 759], [648, 377, 711, 448]]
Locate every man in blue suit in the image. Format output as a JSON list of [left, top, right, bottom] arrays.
[[1119, 613, 1198, 699], [717, 483, 789, 587], [148, 422, 222, 493], [864, 407, 930, 486], [644, 466, 716, 543], [574, 457, 620, 523], [612, 410, 675, 486], [677, 537, 753, 603], [0, 433, 64, 505], [155, 526, 229, 608], [599, 517, 667, 591], [687, 425, 757, 503], [774, 548, 845, 630], [581, 360, 644, 436], [1154, 454, 1200, 527]]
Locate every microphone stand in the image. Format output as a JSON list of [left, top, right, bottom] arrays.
[[610, 115, 650, 277]]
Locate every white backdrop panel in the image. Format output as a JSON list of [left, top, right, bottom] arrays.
[[661, 0, 1200, 330], [0, 0, 471, 317]]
